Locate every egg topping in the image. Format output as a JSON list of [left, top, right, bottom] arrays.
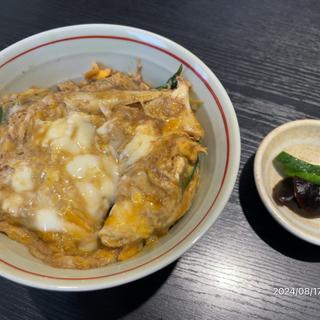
[[1, 111, 119, 253]]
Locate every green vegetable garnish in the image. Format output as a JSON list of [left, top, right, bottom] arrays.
[[275, 151, 320, 185], [0, 108, 3, 123], [0, 102, 14, 124], [157, 65, 183, 90], [181, 157, 199, 191], [0, 107, 7, 124]]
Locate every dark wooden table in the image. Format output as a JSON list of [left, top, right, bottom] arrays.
[[1, 0, 320, 319]]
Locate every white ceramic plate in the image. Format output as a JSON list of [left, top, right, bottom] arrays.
[[254, 120, 320, 246], [0, 24, 240, 291]]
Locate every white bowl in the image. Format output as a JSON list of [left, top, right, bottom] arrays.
[[254, 120, 320, 246], [0, 24, 240, 291]]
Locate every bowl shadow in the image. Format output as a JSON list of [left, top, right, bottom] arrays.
[[28, 261, 176, 320], [239, 154, 320, 262]]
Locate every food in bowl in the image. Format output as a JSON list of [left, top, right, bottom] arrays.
[[273, 151, 320, 214], [0, 63, 206, 269]]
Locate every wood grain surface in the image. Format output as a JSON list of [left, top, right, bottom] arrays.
[[0, 0, 320, 319]]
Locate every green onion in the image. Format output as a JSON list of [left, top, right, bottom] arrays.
[[157, 65, 183, 90], [181, 157, 199, 191]]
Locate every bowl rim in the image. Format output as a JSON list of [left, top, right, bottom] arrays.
[[0, 24, 241, 291]]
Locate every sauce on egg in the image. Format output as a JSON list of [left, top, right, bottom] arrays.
[[2, 111, 119, 247]]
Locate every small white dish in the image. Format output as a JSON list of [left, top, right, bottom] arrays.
[[254, 119, 320, 246], [0, 24, 240, 291]]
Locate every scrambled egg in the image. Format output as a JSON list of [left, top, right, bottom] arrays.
[[0, 64, 205, 269]]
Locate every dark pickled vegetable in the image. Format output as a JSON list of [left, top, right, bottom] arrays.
[[273, 177, 320, 215], [273, 177, 295, 206], [293, 177, 320, 212]]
